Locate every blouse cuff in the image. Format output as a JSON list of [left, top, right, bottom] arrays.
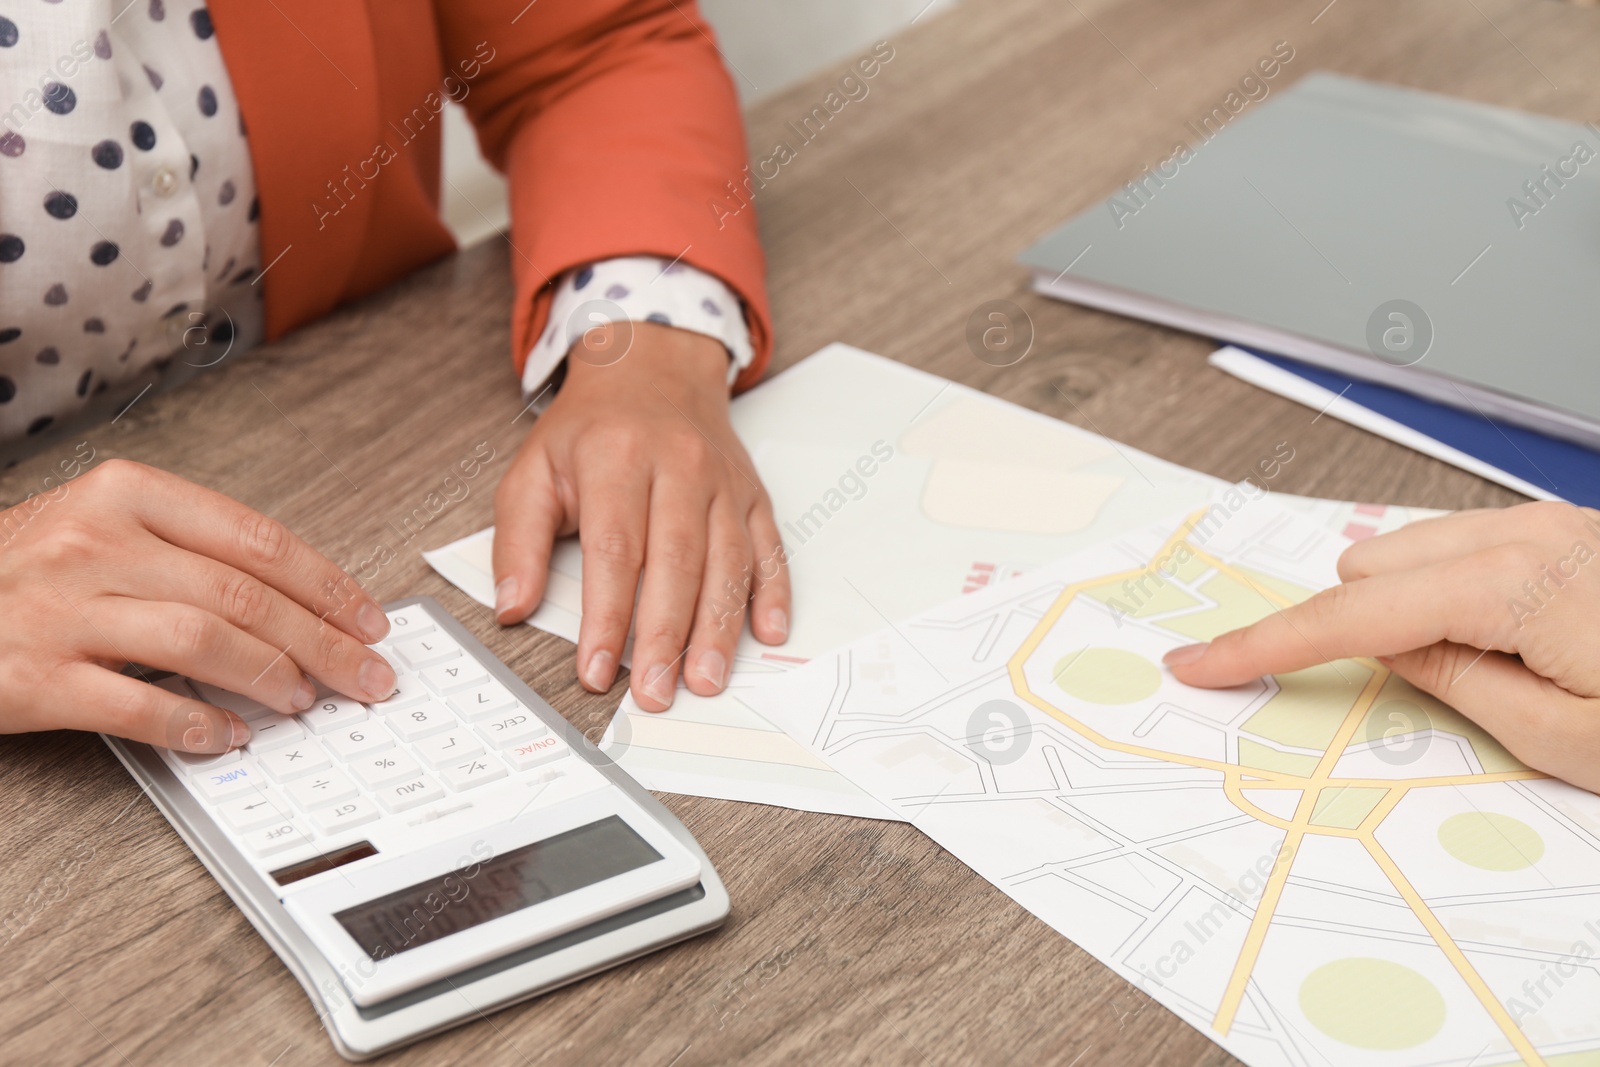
[[520, 255, 755, 401]]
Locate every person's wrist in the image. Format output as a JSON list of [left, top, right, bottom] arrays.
[[560, 321, 731, 396]]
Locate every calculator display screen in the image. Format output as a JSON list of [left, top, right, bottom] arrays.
[[334, 816, 663, 959]]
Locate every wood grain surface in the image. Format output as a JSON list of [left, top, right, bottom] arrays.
[[2, 0, 1592, 1063]]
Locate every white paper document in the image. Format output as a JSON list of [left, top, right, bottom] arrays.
[[746, 495, 1599, 1066]]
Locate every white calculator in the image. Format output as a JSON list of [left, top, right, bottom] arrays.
[[102, 596, 729, 1061]]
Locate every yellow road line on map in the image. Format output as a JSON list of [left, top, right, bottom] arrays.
[[1212, 827, 1304, 1033], [1244, 769, 1547, 791], [1220, 776, 1301, 831], [1008, 556, 1297, 785], [1363, 833, 1547, 1065], [1211, 667, 1386, 1032], [1356, 783, 1408, 834], [1222, 778, 1388, 839]]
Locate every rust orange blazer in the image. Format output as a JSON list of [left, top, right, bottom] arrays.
[[209, 0, 771, 390]]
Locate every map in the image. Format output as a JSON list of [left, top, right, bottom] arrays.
[[748, 496, 1600, 1066]]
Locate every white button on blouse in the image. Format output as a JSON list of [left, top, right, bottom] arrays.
[[0, 1, 263, 452]]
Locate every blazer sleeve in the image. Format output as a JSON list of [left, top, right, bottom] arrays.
[[432, 0, 771, 391]]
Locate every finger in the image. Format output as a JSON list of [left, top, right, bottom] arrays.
[[1336, 509, 1492, 580], [125, 537, 394, 704], [574, 460, 651, 694], [745, 500, 791, 646], [1383, 640, 1600, 791], [102, 461, 390, 644], [629, 483, 710, 711], [55, 664, 250, 753], [1339, 502, 1600, 580], [88, 597, 318, 715], [683, 501, 751, 697], [1163, 556, 1513, 689], [491, 447, 569, 624]]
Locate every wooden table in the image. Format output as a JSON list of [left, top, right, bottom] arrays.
[[3, 0, 1591, 1062]]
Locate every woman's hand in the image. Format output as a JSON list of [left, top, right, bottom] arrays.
[[491, 322, 791, 711], [1166, 501, 1600, 791], [0, 460, 395, 753]]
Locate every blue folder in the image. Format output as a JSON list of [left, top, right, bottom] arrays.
[[1243, 349, 1600, 510]]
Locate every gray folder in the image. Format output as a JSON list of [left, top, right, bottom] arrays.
[[1020, 72, 1600, 449]]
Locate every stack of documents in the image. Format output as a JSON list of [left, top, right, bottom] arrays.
[[1211, 346, 1600, 508], [1019, 72, 1600, 452]]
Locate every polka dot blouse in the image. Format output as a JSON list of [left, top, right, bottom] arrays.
[[1, 5, 752, 451], [0, 0, 261, 449]]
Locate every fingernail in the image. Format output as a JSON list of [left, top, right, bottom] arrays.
[[228, 715, 251, 749], [583, 649, 616, 691], [1163, 643, 1209, 667], [360, 656, 397, 700], [292, 677, 316, 711], [357, 602, 389, 643], [495, 577, 519, 621], [767, 608, 788, 640], [642, 663, 674, 706], [694, 649, 728, 689]]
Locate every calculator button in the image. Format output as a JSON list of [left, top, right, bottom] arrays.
[[448, 682, 518, 721], [189, 680, 275, 721], [350, 749, 422, 789], [385, 604, 436, 638], [376, 775, 445, 812], [194, 761, 268, 801], [219, 793, 292, 832], [287, 769, 359, 809], [504, 734, 570, 771], [479, 710, 546, 747], [393, 636, 460, 670], [260, 742, 332, 782], [309, 797, 380, 835], [324, 721, 393, 761], [370, 670, 428, 713], [415, 728, 484, 769], [169, 747, 242, 776], [301, 698, 368, 735], [439, 754, 506, 792], [243, 817, 314, 857], [387, 701, 456, 742], [245, 715, 307, 753], [421, 660, 487, 695]]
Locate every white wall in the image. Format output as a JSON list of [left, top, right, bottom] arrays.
[[439, 0, 957, 247], [698, 0, 955, 106]]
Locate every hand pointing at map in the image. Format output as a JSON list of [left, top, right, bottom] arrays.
[[1164, 502, 1600, 793]]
